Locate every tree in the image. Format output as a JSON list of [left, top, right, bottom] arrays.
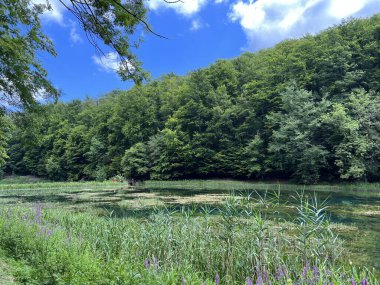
[[0, 0, 157, 109], [0, 0, 58, 108], [0, 114, 11, 177], [121, 142, 150, 180], [267, 84, 330, 183]]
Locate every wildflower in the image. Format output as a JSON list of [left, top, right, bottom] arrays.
[[215, 272, 220, 285], [144, 259, 150, 269], [46, 228, 53, 237], [361, 279, 368, 285], [302, 266, 308, 278], [263, 270, 268, 281], [312, 266, 319, 280], [154, 257, 159, 270], [277, 266, 286, 280], [351, 278, 356, 285], [257, 274, 263, 285], [302, 260, 309, 278], [247, 277, 253, 285], [35, 203, 42, 225]]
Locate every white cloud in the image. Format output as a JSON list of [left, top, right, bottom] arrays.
[[328, 0, 371, 19], [68, 20, 83, 44], [229, 0, 380, 51], [32, 0, 66, 24], [190, 19, 202, 30], [93, 52, 120, 73], [32, 1, 84, 45], [147, 0, 208, 16], [229, 0, 322, 32], [93, 52, 136, 76]]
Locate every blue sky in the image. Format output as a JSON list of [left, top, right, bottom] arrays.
[[36, 0, 380, 102]]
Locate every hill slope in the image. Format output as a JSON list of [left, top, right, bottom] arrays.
[[5, 15, 380, 183]]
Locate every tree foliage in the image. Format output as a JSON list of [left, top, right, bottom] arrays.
[[0, 0, 152, 110], [0, 0, 58, 108], [4, 15, 380, 183]]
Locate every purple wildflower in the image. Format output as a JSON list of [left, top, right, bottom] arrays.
[[256, 274, 263, 285], [247, 277, 253, 285], [144, 259, 150, 269], [215, 272, 220, 285], [35, 203, 42, 225], [301, 259, 310, 279], [46, 228, 53, 237], [361, 279, 368, 285], [263, 270, 268, 281], [277, 266, 286, 280], [312, 266, 319, 280], [351, 278, 356, 285], [302, 266, 308, 278]]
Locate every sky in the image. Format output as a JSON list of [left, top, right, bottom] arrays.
[[36, 0, 380, 102]]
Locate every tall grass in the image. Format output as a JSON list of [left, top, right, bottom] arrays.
[[145, 180, 380, 195], [0, 181, 128, 194], [0, 193, 377, 284]]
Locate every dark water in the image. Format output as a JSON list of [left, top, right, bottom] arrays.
[[140, 187, 380, 273]]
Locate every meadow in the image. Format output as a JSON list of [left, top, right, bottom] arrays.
[[0, 177, 379, 284]]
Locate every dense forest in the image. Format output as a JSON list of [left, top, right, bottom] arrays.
[[1, 15, 380, 183]]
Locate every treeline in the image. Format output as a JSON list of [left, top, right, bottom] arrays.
[[3, 15, 380, 183]]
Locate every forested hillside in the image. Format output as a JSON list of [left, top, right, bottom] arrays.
[[3, 15, 380, 183]]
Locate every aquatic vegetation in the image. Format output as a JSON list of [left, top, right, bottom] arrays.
[[0, 193, 377, 284]]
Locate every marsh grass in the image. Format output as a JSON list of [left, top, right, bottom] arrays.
[[145, 180, 380, 196], [0, 192, 377, 284], [0, 181, 129, 192]]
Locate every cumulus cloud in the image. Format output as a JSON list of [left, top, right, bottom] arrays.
[[32, 1, 84, 45], [93, 52, 136, 76], [229, 0, 380, 51], [68, 20, 83, 44], [147, 0, 208, 16], [93, 52, 120, 73], [327, 0, 373, 18], [32, 0, 66, 24]]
